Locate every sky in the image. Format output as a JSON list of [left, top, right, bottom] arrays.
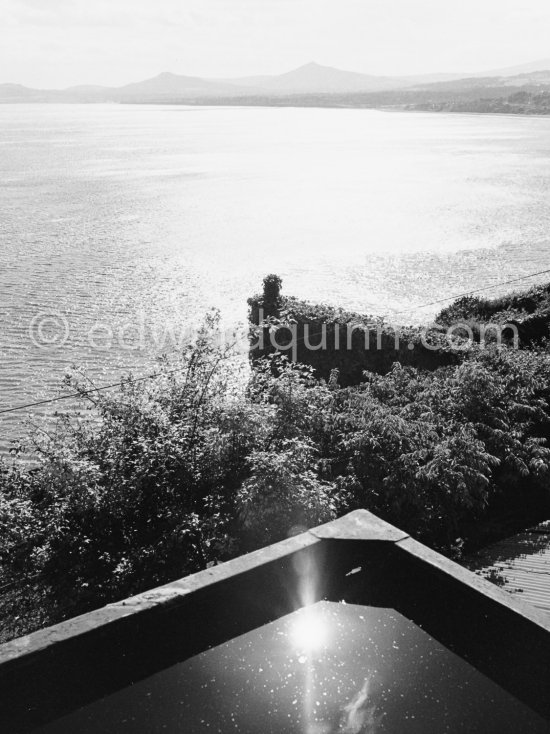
[[1, 0, 550, 88]]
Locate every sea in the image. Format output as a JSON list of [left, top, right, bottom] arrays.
[[1, 103, 550, 451]]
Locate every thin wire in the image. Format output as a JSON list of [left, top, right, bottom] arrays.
[[391, 267, 550, 317], [1, 266, 549, 418], [0, 366, 192, 416], [1, 267, 550, 593]]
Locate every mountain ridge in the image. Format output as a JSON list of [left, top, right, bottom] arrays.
[[3, 59, 550, 103]]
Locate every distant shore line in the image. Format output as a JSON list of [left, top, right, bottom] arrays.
[[3, 99, 549, 117]]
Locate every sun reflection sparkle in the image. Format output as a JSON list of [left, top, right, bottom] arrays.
[[290, 608, 330, 653]]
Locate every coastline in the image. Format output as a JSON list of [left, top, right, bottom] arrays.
[[2, 99, 549, 118]]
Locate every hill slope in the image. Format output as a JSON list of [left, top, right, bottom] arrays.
[[4, 59, 550, 106]]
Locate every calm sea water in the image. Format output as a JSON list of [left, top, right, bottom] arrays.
[[1, 104, 550, 450]]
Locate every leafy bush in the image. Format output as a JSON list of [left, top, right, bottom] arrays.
[[335, 348, 550, 544], [238, 438, 337, 546], [0, 326, 347, 634], [1, 313, 550, 640], [248, 291, 458, 385], [261, 274, 283, 317], [436, 285, 550, 346]]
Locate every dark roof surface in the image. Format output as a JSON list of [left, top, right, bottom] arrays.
[[466, 520, 550, 620]]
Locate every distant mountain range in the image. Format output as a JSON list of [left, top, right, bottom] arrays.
[[3, 59, 550, 104]]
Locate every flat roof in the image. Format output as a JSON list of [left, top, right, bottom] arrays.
[[465, 520, 550, 620]]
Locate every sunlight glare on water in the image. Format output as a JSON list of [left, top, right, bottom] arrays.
[[34, 602, 550, 734], [290, 606, 330, 653], [2, 104, 550, 450]]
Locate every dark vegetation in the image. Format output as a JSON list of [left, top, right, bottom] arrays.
[[409, 89, 550, 115], [436, 283, 550, 334], [155, 84, 550, 116], [248, 277, 550, 383], [249, 278, 458, 385], [1, 280, 550, 642]]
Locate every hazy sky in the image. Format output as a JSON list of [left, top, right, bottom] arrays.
[[1, 0, 550, 88]]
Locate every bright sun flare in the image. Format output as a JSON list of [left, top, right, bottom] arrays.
[[290, 610, 329, 652]]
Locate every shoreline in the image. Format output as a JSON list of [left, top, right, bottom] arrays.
[[1, 99, 550, 118]]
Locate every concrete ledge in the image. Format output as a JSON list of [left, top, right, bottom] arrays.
[[395, 536, 550, 632], [389, 536, 550, 719], [0, 526, 320, 669], [311, 509, 409, 542], [0, 516, 386, 732], [0, 510, 403, 669], [1, 511, 549, 731]]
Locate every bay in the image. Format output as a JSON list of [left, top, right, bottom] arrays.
[[1, 103, 550, 450]]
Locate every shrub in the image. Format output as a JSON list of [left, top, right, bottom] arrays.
[[0, 318, 259, 621], [337, 348, 550, 543], [248, 288, 458, 385], [262, 274, 283, 317], [1, 313, 550, 640], [436, 284, 550, 347], [237, 438, 337, 546]]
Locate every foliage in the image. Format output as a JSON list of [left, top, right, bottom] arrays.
[[2, 310, 550, 640], [262, 273, 283, 316], [247, 274, 283, 326], [238, 438, 337, 546], [250, 278, 550, 386], [411, 91, 550, 115], [436, 284, 550, 346], [248, 292, 458, 385], [0, 323, 345, 633], [336, 347, 550, 543]]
